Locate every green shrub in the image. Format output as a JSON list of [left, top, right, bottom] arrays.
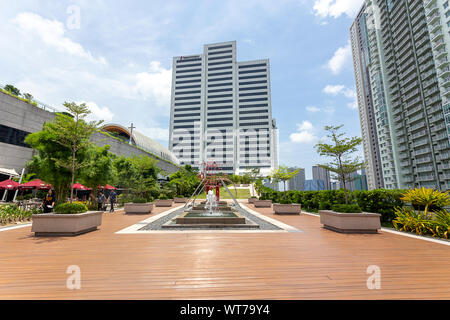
[[131, 198, 147, 203], [331, 204, 362, 213], [158, 194, 169, 200], [257, 186, 404, 222], [54, 203, 88, 214], [0, 204, 37, 224]]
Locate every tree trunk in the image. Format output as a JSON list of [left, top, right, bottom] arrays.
[[70, 148, 76, 203], [342, 174, 348, 204]]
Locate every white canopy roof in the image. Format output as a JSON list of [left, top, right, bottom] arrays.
[[0, 168, 20, 177]]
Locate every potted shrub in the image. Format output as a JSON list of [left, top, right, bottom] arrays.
[[124, 197, 153, 214], [248, 196, 258, 204], [273, 199, 301, 215], [254, 199, 272, 208], [319, 204, 381, 234], [31, 203, 103, 236], [155, 194, 173, 207], [174, 196, 188, 203]]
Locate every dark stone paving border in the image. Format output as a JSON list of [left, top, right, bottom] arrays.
[[139, 204, 283, 231]]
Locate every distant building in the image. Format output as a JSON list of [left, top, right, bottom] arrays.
[[312, 165, 331, 190], [169, 40, 278, 175], [288, 167, 305, 191], [330, 181, 340, 190], [304, 179, 325, 191], [354, 168, 369, 191]]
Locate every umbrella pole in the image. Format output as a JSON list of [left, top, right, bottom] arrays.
[[13, 168, 25, 202]]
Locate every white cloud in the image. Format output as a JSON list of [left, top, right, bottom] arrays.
[[306, 106, 321, 113], [133, 61, 172, 109], [81, 101, 114, 122], [323, 84, 355, 98], [13, 12, 107, 65], [347, 98, 358, 110], [313, 0, 363, 19], [139, 127, 170, 141], [323, 84, 356, 109], [326, 42, 351, 75], [306, 105, 336, 115], [290, 121, 318, 144]]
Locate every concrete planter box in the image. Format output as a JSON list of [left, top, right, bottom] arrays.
[[124, 202, 153, 214], [174, 197, 188, 203], [273, 203, 301, 215], [319, 210, 381, 234], [155, 199, 173, 207], [254, 200, 272, 208], [31, 211, 103, 236], [248, 197, 258, 204]]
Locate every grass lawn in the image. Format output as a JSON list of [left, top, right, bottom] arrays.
[[197, 187, 251, 199]]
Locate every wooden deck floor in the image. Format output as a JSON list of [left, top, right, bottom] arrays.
[[0, 202, 449, 299]]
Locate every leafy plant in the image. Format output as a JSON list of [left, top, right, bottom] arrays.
[[269, 166, 300, 200], [54, 202, 88, 214], [331, 204, 362, 213], [0, 204, 38, 224], [131, 198, 147, 203], [400, 187, 449, 214], [314, 125, 364, 204]]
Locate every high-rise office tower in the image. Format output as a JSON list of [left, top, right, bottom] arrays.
[[351, 0, 450, 190], [288, 167, 305, 191], [312, 165, 331, 190], [169, 41, 278, 175]]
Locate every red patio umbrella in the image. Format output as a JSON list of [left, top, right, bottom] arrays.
[[0, 179, 20, 190], [98, 184, 116, 190], [72, 183, 88, 190], [19, 179, 51, 190]]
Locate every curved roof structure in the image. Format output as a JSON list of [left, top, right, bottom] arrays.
[[101, 124, 179, 165]]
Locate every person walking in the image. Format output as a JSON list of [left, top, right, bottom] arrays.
[[97, 191, 106, 211], [43, 189, 55, 213], [109, 190, 117, 212]]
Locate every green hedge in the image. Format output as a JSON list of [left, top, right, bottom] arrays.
[[331, 204, 362, 213], [258, 187, 405, 222], [54, 203, 88, 214]]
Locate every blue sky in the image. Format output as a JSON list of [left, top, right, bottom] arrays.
[[0, 0, 364, 179]]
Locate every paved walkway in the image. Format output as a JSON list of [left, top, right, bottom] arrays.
[[0, 202, 449, 299]]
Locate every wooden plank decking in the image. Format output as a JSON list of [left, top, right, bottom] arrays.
[[0, 202, 449, 299]]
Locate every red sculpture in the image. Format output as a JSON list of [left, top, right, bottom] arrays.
[[200, 161, 222, 201]]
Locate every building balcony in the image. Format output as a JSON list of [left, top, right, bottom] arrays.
[[425, 4, 439, 17], [416, 165, 434, 173], [410, 121, 426, 132], [438, 152, 450, 160], [416, 156, 433, 164], [417, 174, 436, 182], [411, 129, 427, 139], [429, 21, 442, 34], [435, 48, 447, 60], [427, 12, 440, 25], [438, 163, 450, 170], [425, 0, 436, 8], [433, 39, 445, 51]]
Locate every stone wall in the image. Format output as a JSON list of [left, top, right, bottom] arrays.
[[0, 91, 55, 172], [0, 91, 179, 174], [90, 133, 179, 174]]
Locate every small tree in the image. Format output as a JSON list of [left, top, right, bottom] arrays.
[[47, 102, 103, 202], [314, 125, 364, 204], [4, 84, 20, 96], [269, 166, 300, 200], [22, 93, 34, 101], [245, 167, 261, 196]]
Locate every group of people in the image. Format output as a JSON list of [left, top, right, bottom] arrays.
[[41, 189, 117, 213], [97, 190, 117, 212]]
